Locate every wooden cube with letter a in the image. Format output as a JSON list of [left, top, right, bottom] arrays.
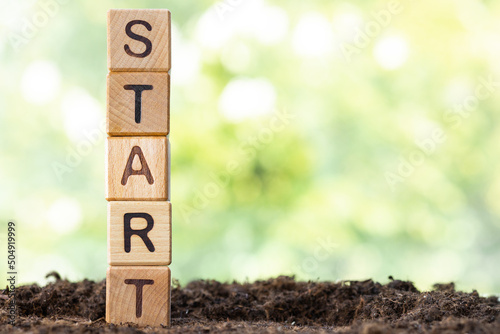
[[106, 136, 168, 201], [108, 201, 171, 265], [107, 72, 170, 136], [106, 266, 171, 326], [108, 9, 171, 72]]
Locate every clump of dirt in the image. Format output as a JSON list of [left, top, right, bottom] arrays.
[[1, 274, 499, 333]]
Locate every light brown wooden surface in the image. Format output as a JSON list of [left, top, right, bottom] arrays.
[[108, 201, 171, 266], [107, 72, 170, 136], [167, 139, 171, 200], [108, 9, 171, 72], [106, 136, 168, 201], [106, 266, 171, 327]]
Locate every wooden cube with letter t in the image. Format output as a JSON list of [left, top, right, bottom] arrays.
[[106, 266, 171, 326], [106, 8, 172, 327], [107, 72, 170, 136]]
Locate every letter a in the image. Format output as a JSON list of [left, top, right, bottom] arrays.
[[121, 146, 154, 185]]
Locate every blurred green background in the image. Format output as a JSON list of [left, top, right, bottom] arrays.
[[2, 0, 500, 293]]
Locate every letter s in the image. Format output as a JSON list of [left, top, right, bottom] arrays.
[[124, 20, 152, 58]]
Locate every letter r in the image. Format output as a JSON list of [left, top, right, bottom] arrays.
[[124, 213, 155, 253]]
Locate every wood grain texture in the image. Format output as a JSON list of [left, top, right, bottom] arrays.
[[167, 139, 171, 201], [108, 201, 171, 266], [108, 9, 171, 72], [107, 72, 170, 136], [106, 266, 171, 327], [106, 136, 168, 201]]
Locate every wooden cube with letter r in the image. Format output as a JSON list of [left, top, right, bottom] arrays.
[[106, 266, 171, 326], [106, 136, 169, 201], [108, 201, 171, 266]]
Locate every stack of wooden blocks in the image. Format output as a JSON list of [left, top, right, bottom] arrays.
[[105, 9, 172, 327]]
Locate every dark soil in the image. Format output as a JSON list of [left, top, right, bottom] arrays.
[[1, 274, 500, 333]]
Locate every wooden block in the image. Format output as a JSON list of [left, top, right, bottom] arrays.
[[167, 140, 171, 200], [106, 266, 171, 326], [108, 9, 171, 72], [107, 72, 170, 136], [108, 201, 171, 266], [106, 136, 168, 201]]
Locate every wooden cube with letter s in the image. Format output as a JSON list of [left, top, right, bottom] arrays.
[[107, 9, 171, 72]]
